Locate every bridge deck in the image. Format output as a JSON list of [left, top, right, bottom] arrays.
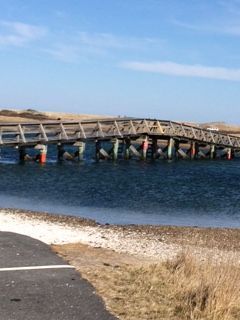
[[0, 118, 239, 149]]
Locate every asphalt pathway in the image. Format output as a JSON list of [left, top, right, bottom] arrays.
[[0, 232, 117, 320]]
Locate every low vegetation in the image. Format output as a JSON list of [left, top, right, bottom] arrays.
[[79, 252, 240, 320]]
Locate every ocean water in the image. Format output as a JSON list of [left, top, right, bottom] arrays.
[[0, 144, 240, 228]]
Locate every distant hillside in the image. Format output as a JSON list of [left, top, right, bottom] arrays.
[[0, 109, 111, 122], [200, 122, 240, 134], [0, 109, 50, 121]]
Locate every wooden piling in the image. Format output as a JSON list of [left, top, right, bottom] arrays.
[[174, 140, 179, 159], [190, 142, 196, 160], [77, 142, 85, 161], [39, 145, 47, 164], [141, 136, 149, 160], [57, 144, 65, 161], [210, 145, 216, 159], [124, 138, 131, 160], [151, 138, 158, 159], [227, 148, 232, 160], [112, 138, 119, 161], [95, 140, 101, 161], [19, 147, 26, 162], [167, 138, 175, 160]]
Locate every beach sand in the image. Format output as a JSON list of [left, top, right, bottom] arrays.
[[1, 209, 240, 319], [1, 208, 240, 264]]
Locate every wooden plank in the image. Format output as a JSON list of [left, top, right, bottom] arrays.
[[157, 148, 167, 159], [99, 148, 110, 159], [177, 148, 189, 159], [129, 145, 141, 157], [198, 150, 207, 158]]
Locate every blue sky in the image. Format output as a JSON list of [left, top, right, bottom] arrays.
[[1, 0, 240, 123]]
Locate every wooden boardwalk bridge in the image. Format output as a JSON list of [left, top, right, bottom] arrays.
[[0, 118, 239, 163]]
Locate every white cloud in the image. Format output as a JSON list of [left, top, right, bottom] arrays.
[[44, 44, 81, 63], [175, 19, 240, 36], [0, 21, 46, 46], [46, 32, 163, 63], [121, 61, 240, 81], [77, 32, 159, 50], [169, 1, 240, 36]]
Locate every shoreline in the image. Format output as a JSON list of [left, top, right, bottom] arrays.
[[1, 207, 240, 319], [1, 208, 240, 263]]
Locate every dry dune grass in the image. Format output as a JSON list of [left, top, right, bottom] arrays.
[[78, 252, 240, 320], [165, 253, 240, 320], [53, 241, 240, 320]]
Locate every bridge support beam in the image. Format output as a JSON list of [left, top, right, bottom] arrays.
[[112, 138, 119, 161], [141, 136, 149, 160], [167, 138, 175, 160]]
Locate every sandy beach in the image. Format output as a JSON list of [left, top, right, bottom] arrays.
[[1, 208, 240, 264]]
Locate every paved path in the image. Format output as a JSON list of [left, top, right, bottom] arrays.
[[0, 232, 117, 320]]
